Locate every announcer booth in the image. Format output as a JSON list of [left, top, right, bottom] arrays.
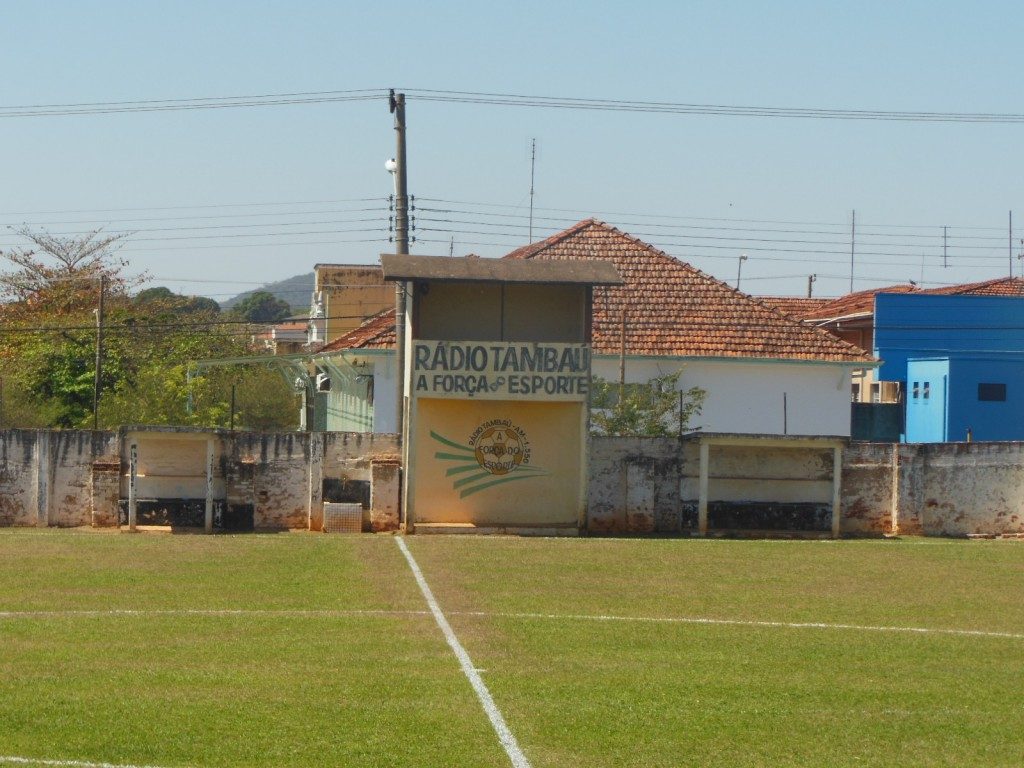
[[381, 254, 622, 534]]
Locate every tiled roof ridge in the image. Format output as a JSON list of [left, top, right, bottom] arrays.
[[920, 276, 1024, 295], [506, 219, 872, 362], [503, 218, 599, 260], [507, 218, 741, 288]]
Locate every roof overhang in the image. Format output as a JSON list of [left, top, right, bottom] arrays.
[[380, 253, 622, 285]]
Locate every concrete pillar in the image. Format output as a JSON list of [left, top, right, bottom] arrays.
[[35, 430, 51, 527], [831, 445, 843, 539], [204, 437, 215, 533], [127, 442, 138, 532], [370, 459, 401, 532], [697, 440, 709, 536], [889, 443, 900, 535], [307, 432, 324, 531]]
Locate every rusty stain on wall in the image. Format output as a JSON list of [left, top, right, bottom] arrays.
[[5, 428, 1024, 537]]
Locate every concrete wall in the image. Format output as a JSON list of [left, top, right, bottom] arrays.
[[588, 437, 835, 534], [588, 437, 683, 533], [6, 429, 1024, 537], [0, 430, 118, 527], [0, 428, 401, 532], [841, 441, 1024, 537]]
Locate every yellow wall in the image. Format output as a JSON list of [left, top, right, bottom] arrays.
[[315, 265, 393, 343], [411, 398, 583, 527]]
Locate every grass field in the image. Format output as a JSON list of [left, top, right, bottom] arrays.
[[1, 530, 1023, 767]]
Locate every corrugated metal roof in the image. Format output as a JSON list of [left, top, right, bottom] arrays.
[[379, 253, 622, 285]]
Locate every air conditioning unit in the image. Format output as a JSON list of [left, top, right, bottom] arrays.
[[880, 381, 900, 403]]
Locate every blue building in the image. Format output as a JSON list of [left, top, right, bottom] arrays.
[[875, 294, 1024, 442]]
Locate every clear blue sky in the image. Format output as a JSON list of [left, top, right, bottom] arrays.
[[2, 1, 1022, 303]]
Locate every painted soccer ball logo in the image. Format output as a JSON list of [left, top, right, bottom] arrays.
[[473, 426, 525, 476]]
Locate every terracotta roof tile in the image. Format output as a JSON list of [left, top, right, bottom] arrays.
[[919, 276, 1024, 296], [319, 309, 396, 352], [330, 220, 873, 363], [503, 220, 871, 362], [798, 284, 919, 321], [758, 297, 832, 318]]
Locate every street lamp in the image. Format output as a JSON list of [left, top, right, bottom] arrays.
[[736, 253, 748, 291]]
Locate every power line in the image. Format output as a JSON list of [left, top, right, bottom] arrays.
[[404, 88, 1024, 124], [0, 90, 385, 118], [0, 197, 387, 217], [5, 85, 1024, 124], [414, 196, 1009, 232]]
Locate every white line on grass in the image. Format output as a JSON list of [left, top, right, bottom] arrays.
[[0, 756, 175, 768], [2, 606, 1020, 641], [451, 611, 1024, 640], [0, 609, 427, 619], [395, 537, 532, 768]]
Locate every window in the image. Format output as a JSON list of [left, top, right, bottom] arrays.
[[911, 381, 919, 400], [923, 381, 930, 399], [851, 383, 861, 402], [978, 383, 1006, 402]]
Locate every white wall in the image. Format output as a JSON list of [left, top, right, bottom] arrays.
[[595, 357, 853, 437], [368, 355, 398, 433], [355, 353, 853, 437]]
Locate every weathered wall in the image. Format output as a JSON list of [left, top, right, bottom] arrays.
[[840, 442, 1024, 537], [229, 432, 312, 529], [588, 437, 836, 534], [1, 428, 402, 531], [588, 437, 682, 533], [6, 428, 1024, 537], [912, 442, 1024, 536], [323, 431, 400, 531], [0, 430, 118, 527], [840, 442, 896, 536], [0, 431, 40, 526]]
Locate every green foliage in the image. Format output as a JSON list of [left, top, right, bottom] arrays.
[[0, 230, 298, 430], [134, 286, 221, 315], [232, 290, 291, 323], [590, 369, 705, 436]]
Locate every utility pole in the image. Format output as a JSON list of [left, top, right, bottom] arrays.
[[389, 90, 409, 439], [807, 274, 817, 298], [92, 274, 105, 430], [736, 253, 748, 291], [849, 209, 856, 293], [1011, 211, 1014, 278], [943, 225, 948, 269], [529, 138, 536, 241]]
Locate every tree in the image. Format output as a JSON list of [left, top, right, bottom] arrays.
[[1, 229, 298, 430], [232, 290, 291, 323], [134, 286, 221, 315], [590, 369, 705, 437]]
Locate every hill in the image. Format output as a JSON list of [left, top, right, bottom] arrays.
[[220, 272, 314, 314]]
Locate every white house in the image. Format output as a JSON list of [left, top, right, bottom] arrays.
[[314, 220, 875, 437]]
